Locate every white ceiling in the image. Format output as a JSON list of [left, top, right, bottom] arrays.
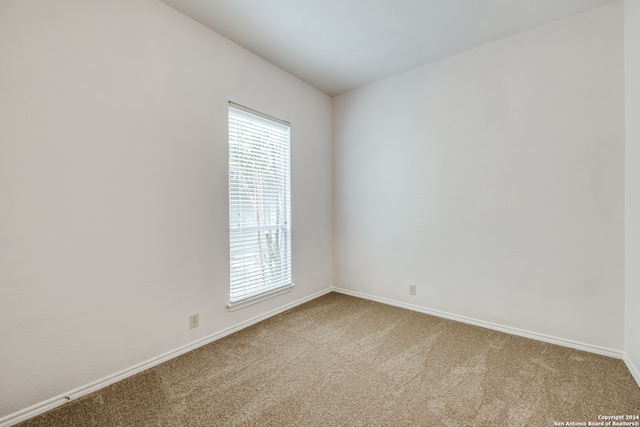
[[159, 0, 617, 96]]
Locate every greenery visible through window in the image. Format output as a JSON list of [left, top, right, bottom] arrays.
[[228, 102, 291, 306]]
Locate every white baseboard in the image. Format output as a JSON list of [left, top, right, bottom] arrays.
[[331, 287, 624, 359], [3, 286, 631, 427], [0, 288, 333, 427], [623, 352, 640, 388]]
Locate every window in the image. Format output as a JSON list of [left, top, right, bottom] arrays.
[[227, 102, 292, 310]]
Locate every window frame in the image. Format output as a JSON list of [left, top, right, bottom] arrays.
[[226, 102, 293, 311]]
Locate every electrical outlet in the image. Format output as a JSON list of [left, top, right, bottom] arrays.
[[190, 313, 199, 329], [409, 284, 416, 295]]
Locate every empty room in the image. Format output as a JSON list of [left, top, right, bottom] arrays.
[[1, 0, 640, 425]]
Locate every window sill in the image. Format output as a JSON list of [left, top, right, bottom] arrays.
[[226, 284, 295, 312]]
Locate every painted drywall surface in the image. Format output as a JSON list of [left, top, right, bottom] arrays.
[[0, 0, 332, 418], [625, 0, 640, 380], [333, 3, 624, 350]]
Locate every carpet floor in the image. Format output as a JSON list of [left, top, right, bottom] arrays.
[[17, 292, 640, 426]]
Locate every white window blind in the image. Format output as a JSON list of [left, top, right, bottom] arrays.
[[228, 102, 291, 307]]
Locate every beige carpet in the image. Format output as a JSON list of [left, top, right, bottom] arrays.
[[17, 292, 640, 426]]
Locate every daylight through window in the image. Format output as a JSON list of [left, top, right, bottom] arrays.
[[228, 102, 291, 308]]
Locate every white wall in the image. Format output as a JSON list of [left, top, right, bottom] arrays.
[[625, 0, 640, 382], [0, 0, 332, 419], [333, 3, 625, 350]]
